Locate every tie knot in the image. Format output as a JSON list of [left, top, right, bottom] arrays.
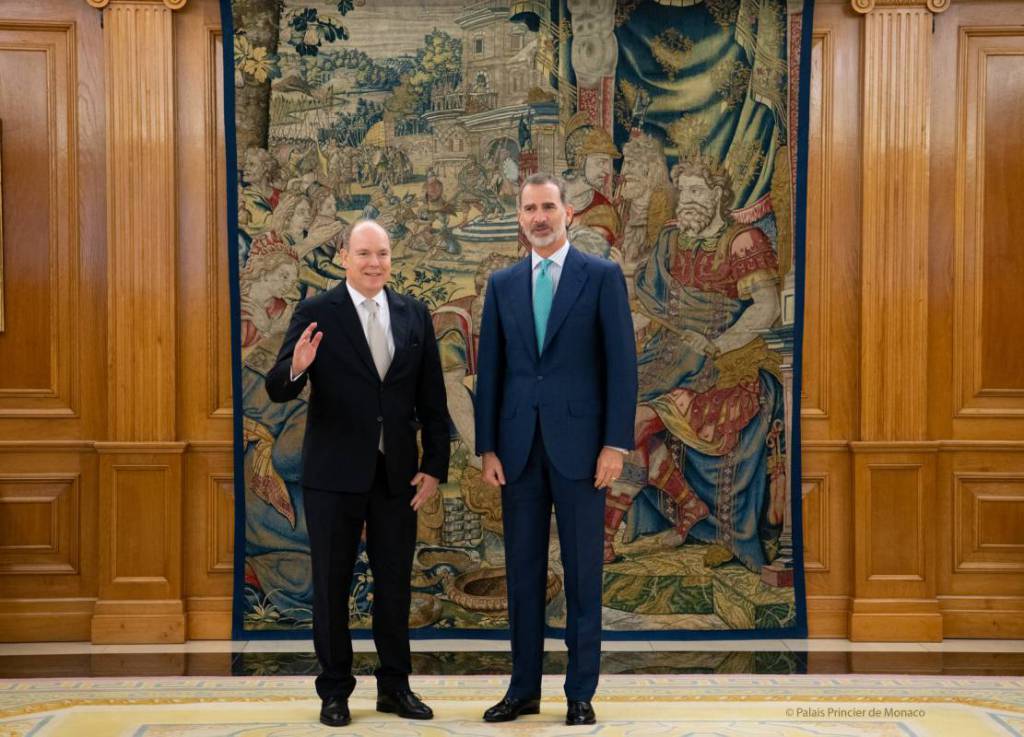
[[364, 298, 379, 316], [540, 258, 553, 275]]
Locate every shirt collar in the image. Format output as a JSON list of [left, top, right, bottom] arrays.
[[531, 241, 570, 270], [346, 281, 387, 311]]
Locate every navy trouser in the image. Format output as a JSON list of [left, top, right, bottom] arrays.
[[501, 424, 606, 701]]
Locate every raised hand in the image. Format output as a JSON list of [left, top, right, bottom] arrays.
[[291, 321, 323, 377]]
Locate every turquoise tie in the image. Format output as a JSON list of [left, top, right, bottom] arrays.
[[533, 258, 554, 353]]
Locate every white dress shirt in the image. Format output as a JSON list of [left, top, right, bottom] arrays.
[[290, 284, 394, 381], [530, 241, 570, 295]]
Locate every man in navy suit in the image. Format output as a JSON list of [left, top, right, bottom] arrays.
[[475, 173, 638, 726]]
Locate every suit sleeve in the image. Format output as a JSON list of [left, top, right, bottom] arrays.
[[415, 301, 451, 482], [473, 275, 504, 456], [599, 263, 638, 450], [265, 300, 311, 403]]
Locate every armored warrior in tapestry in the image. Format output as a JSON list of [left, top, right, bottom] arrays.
[[227, 0, 811, 635]]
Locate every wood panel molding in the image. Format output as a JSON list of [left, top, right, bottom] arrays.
[[103, 1, 178, 441], [0, 474, 80, 575], [93, 444, 185, 643], [183, 440, 233, 639], [801, 30, 834, 420], [802, 474, 831, 572], [851, 447, 941, 640], [204, 28, 232, 420], [954, 472, 1024, 573], [953, 28, 1024, 419], [0, 21, 80, 420], [859, 7, 933, 441]]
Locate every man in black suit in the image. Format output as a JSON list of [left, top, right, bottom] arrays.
[[266, 219, 450, 728]]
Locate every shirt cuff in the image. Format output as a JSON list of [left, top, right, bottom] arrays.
[[289, 368, 304, 383], [604, 446, 629, 455]]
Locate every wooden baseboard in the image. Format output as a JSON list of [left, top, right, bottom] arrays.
[[850, 599, 943, 641], [940, 597, 1024, 639], [90, 599, 186, 644], [0, 598, 95, 642], [806, 596, 852, 637], [186, 596, 232, 639]]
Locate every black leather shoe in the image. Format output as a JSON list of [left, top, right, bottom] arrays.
[[376, 689, 433, 720], [566, 700, 596, 725], [483, 694, 541, 722], [319, 696, 351, 727]]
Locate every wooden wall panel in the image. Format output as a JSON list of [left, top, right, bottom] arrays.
[[937, 445, 1024, 638], [954, 473, 1024, 573], [928, 2, 1024, 639], [92, 444, 185, 643], [851, 445, 941, 640], [0, 0, 105, 643], [978, 51, 1024, 393], [803, 442, 854, 636], [0, 474, 79, 575], [3, 0, 1023, 643], [801, 5, 861, 443], [184, 444, 234, 639], [0, 33, 56, 393], [0, 444, 98, 642], [176, 0, 233, 639], [800, 1, 861, 637], [177, 0, 232, 440], [951, 28, 1024, 420], [0, 19, 104, 426]]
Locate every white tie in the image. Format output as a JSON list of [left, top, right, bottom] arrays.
[[364, 299, 390, 452]]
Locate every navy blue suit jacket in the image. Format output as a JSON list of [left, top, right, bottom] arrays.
[[474, 245, 638, 483]]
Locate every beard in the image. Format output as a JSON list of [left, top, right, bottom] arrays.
[[622, 179, 650, 202], [524, 224, 564, 249], [676, 202, 715, 236]]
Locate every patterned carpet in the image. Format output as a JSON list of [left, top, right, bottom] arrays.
[[2, 674, 1023, 736]]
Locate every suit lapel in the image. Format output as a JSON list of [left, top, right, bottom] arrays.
[[330, 283, 378, 379], [541, 246, 588, 354], [384, 287, 410, 380], [507, 257, 539, 363]]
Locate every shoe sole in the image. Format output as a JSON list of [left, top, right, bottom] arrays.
[[484, 705, 541, 722], [320, 715, 351, 727], [376, 703, 434, 720], [566, 717, 596, 726]]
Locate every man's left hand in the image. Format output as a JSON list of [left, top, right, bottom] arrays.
[[594, 447, 625, 489], [410, 472, 440, 511]]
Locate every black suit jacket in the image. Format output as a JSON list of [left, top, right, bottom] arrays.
[[266, 283, 450, 494]]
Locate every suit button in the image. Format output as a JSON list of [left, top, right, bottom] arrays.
[[537, 375, 543, 381], [377, 416, 383, 422]]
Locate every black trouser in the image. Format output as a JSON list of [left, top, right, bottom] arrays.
[[303, 452, 417, 700]]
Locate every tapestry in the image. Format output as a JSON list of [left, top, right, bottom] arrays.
[[225, 0, 812, 637]]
